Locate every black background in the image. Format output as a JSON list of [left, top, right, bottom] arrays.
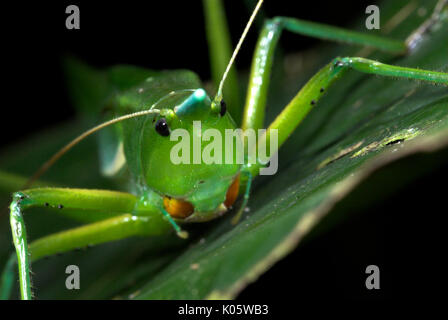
[[2, 0, 380, 148], [1, 0, 446, 302]]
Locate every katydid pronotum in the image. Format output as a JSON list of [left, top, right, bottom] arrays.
[[1, 0, 447, 299]]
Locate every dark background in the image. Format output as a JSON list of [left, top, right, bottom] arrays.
[[1, 0, 446, 302], [2, 0, 380, 148]]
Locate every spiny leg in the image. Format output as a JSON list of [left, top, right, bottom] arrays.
[[0, 171, 38, 219], [247, 57, 447, 177], [5, 188, 173, 299], [8, 189, 135, 300], [1, 213, 168, 300], [242, 1, 447, 131]]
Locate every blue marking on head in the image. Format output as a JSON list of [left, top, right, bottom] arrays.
[[175, 89, 209, 116]]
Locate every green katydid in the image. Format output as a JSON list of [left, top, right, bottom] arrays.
[[1, 0, 448, 300]]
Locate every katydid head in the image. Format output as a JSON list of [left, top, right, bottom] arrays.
[[161, 0, 264, 221], [25, 0, 265, 224], [139, 88, 242, 222], [157, 0, 264, 221]]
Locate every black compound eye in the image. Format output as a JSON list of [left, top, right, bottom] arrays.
[[220, 100, 227, 117], [155, 118, 170, 136]]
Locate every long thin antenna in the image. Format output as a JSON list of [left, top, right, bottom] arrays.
[[215, 0, 264, 100], [23, 109, 160, 189]]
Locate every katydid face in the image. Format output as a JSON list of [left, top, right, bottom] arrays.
[[140, 89, 242, 221]]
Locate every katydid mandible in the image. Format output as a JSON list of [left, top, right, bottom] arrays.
[[1, 0, 448, 300]]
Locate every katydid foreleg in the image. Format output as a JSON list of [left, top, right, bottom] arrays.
[[5, 188, 171, 299]]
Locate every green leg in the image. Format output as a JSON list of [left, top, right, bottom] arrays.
[[6, 188, 172, 300], [203, 0, 241, 123], [242, 2, 447, 131], [247, 57, 448, 177], [231, 170, 252, 225]]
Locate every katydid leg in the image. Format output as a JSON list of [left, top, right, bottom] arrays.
[[247, 57, 447, 177], [6, 188, 171, 299], [242, 2, 447, 131], [231, 170, 253, 225]]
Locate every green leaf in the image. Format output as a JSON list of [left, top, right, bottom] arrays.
[[0, 0, 447, 299]]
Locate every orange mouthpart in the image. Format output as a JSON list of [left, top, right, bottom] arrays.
[[163, 174, 240, 219], [163, 197, 194, 219], [225, 174, 240, 208]]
